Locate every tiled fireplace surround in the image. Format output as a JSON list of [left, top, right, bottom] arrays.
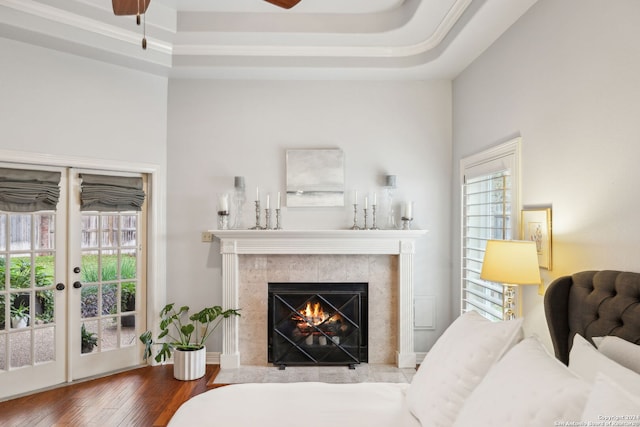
[[213, 230, 426, 370]]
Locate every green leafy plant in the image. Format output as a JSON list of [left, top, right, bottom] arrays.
[[81, 323, 98, 353], [11, 302, 30, 321], [140, 303, 240, 363]]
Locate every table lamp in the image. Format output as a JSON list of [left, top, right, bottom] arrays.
[[480, 240, 542, 320]]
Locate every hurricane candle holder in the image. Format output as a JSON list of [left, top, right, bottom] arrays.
[[250, 200, 263, 230], [217, 211, 230, 230], [401, 216, 413, 230], [350, 204, 360, 230]]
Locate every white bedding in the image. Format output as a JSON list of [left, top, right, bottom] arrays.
[[168, 382, 419, 427]]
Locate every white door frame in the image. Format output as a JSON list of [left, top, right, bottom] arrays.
[[0, 149, 166, 384]]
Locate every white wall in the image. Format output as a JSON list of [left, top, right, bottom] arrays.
[[166, 79, 452, 353], [452, 0, 640, 348], [0, 38, 168, 165]]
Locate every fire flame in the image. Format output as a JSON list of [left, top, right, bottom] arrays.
[[299, 302, 328, 326]]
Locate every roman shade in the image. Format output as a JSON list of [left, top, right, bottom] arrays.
[[0, 168, 61, 212], [80, 174, 145, 211]]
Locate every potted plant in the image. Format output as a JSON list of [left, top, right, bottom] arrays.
[[81, 323, 98, 353], [11, 302, 30, 329], [140, 303, 240, 380]]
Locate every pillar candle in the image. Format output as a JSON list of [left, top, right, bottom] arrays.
[[404, 201, 413, 218], [364, 196, 368, 209], [256, 186, 260, 202], [277, 192, 281, 209], [373, 192, 377, 205], [219, 194, 229, 212]]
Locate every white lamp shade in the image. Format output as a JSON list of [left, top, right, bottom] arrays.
[[480, 240, 541, 285]]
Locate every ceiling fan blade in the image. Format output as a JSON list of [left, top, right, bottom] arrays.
[[112, 0, 151, 16], [264, 0, 302, 9]]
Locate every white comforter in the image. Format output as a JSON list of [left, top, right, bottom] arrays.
[[168, 382, 419, 427]]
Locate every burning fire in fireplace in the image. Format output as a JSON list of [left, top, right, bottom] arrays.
[[293, 301, 344, 334]]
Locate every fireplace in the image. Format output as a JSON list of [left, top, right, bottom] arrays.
[[212, 229, 427, 369], [268, 282, 368, 369]]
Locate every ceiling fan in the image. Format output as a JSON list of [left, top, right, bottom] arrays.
[[263, 0, 302, 8], [111, 0, 300, 49], [112, 0, 301, 15]]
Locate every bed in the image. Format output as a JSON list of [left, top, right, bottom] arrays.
[[169, 270, 640, 427]]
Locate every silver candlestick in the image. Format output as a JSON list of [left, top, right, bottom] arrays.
[[370, 204, 379, 230], [401, 216, 413, 230], [275, 208, 282, 230], [350, 204, 360, 230], [265, 209, 273, 230], [363, 208, 369, 230], [250, 200, 264, 230]]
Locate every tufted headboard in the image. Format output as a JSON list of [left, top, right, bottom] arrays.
[[544, 270, 640, 365]]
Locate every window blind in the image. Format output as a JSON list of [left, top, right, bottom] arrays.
[[0, 167, 61, 212], [80, 174, 145, 212], [461, 172, 512, 320]]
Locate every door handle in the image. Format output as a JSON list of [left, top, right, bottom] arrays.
[[56, 283, 65, 291], [73, 281, 82, 289]]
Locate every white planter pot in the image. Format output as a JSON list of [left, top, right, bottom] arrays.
[[173, 346, 206, 381], [11, 316, 28, 329]]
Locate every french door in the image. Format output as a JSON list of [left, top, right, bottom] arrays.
[[0, 166, 147, 400], [69, 169, 147, 379]]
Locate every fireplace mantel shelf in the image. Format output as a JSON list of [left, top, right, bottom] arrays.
[[210, 229, 427, 255], [212, 229, 427, 370]]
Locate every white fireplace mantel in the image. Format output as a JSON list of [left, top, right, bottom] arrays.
[[211, 229, 427, 369]]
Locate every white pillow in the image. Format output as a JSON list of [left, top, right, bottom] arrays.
[[406, 310, 523, 427], [593, 335, 640, 375], [569, 333, 640, 396], [582, 373, 640, 422], [454, 336, 590, 427]]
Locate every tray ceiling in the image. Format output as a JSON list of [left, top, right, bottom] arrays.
[[0, 0, 538, 79]]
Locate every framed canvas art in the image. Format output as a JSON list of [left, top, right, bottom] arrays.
[[286, 149, 345, 207]]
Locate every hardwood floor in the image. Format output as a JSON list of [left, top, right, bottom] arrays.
[[0, 364, 221, 427]]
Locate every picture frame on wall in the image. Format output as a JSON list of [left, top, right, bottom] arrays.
[[286, 149, 345, 207], [520, 207, 552, 270]]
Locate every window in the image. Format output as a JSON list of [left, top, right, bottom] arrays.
[[460, 139, 521, 321]]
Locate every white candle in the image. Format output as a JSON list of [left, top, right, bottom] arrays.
[[404, 201, 413, 218], [256, 186, 260, 202], [354, 190, 358, 205], [219, 194, 229, 211], [266, 194, 270, 209], [277, 192, 281, 209], [364, 196, 368, 209], [373, 192, 377, 205]]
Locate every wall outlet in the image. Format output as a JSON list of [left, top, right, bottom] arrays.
[[201, 231, 213, 242]]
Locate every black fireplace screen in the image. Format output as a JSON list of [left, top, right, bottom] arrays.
[[268, 282, 368, 368]]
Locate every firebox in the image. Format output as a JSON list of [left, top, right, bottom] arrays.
[[268, 282, 368, 369]]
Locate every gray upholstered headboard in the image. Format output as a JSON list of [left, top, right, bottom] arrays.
[[544, 270, 640, 365]]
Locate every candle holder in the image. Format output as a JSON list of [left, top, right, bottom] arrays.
[[401, 217, 413, 230], [350, 204, 360, 230], [218, 210, 230, 230], [384, 186, 398, 229], [275, 208, 283, 230], [363, 208, 369, 230], [370, 204, 379, 230], [250, 201, 264, 230], [265, 209, 273, 230], [232, 188, 246, 229]]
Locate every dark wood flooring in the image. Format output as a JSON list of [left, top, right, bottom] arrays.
[[0, 364, 221, 427]]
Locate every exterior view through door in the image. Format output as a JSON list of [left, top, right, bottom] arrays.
[[0, 165, 148, 400]]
